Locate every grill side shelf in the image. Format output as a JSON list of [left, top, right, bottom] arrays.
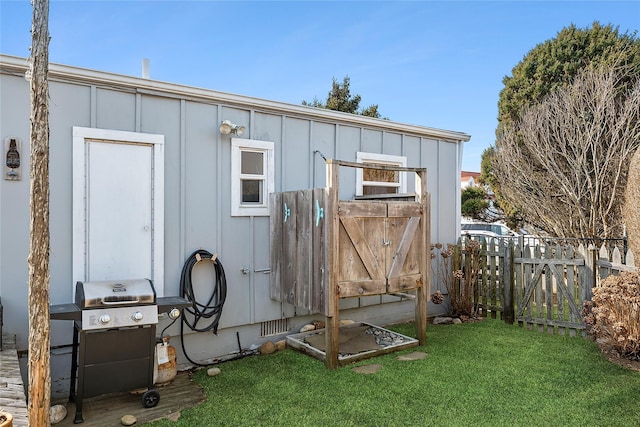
[[157, 296, 190, 314], [50, 303, 82, 321]]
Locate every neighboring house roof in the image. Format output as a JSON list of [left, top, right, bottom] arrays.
[[461, 171, 480, 189]]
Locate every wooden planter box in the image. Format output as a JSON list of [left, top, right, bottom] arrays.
[[270, 160, 430, 368]]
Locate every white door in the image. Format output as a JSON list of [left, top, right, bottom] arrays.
[[87, 141, 152, 280], [73, 127, 164, 295]]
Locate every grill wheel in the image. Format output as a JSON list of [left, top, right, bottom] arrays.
[[142, 389, 160, 408]]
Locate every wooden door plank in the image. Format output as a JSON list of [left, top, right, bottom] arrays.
[[295, 190, 313, 309], [337, 279, 387, 297], [338, 201, 387, 217], [311, 188, 328, 314], [387, 202, 421, 217], [339, 217, 385, 281], [387, 216, 420, 281], [388, 274, 423, 293], [282, 192, 298, 306], [269, 192, 282, 301]]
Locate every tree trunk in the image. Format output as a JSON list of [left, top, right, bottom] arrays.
[[28, 1, 51, 426]]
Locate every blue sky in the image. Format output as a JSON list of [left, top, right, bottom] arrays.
[[1, 1, 638, 171]]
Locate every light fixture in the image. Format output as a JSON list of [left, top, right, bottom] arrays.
[[219, 120, 246, 136]]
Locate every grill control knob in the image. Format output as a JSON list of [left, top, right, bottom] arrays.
[[132, 311, 144, 322], [168, 308, 181, 320], [98, 314, 111, 325]]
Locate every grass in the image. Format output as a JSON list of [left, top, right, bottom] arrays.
[[147, 319, 640, 427]]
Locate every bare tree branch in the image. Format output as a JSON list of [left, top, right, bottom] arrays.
[[494, 64, 640, 239]]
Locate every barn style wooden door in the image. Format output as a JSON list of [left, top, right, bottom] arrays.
[[337, 201, 423, 298]]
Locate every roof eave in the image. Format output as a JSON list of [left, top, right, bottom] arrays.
[[0, 54, 471, 143]]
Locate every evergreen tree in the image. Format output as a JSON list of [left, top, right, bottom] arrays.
[[303, 76, 384, 118]]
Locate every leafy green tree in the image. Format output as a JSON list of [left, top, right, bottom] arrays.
[[497, 22, 640, 132], [491, 22, 640, 238], [461, 186, 489, 219], [479, 147, 523, 230], [303, 76, 384, 118]]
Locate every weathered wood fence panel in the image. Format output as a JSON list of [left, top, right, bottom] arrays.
[[597, 245, 637, 280], [514, 243, 587, 336], [465, 238, 637, 336], [475, 239, 506, 319], [269, 189, 328, 310]]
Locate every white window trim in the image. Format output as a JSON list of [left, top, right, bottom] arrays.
[[231, 138, 274, 216], [72, 126, 165, 296], [356, 152, 407, 196]]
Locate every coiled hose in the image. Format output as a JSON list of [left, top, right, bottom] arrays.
[[179, 249, 227, 366]]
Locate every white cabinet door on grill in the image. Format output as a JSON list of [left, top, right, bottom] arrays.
[[87, 141, 152, 280], [73, 127, 165, 295]]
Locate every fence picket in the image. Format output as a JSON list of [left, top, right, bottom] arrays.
[[471, 237, 635, 336], [612, 246, 622, 265], [627, 249, 635, 267]]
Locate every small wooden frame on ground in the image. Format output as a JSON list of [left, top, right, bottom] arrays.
[[270, 159, 429, 368], [286, 321, 419, 366]]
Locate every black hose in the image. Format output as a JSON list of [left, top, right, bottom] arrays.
[[179, 249, 227, 366]]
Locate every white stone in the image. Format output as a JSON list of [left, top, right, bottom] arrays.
[[121, 414, 137, 426], [300, 324, 316, 332], [432, 316, 454, 325], [207, 367, 222, 377], [452, 318, 463, 324], [49, 404, 67, 424]]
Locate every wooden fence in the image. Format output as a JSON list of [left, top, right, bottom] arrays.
[[458, 238, 637, 336]]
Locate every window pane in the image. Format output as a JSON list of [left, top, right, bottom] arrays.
[[241, 151, 263, 175], [241, 179, 262, 203], [363, 168, 398, 184], [363, 185, 398, 196]]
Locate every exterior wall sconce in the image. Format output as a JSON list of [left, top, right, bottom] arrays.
[[219, 120, 246, 136]]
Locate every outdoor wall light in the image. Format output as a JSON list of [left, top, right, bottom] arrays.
[[219, 120, 246, 136]]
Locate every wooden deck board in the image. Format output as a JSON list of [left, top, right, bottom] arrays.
[[1, 334, 206, 426], [0, 334, 29, 427], [53, 370, 206, 426]]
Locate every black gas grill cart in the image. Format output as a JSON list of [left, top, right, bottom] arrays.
[[50, 279, 189, 424]]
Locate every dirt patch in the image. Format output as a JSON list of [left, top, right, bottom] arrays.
[[593, 340, 640, 373]]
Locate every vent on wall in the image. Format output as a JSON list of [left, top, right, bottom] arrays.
[[260, 318, 290, 337]]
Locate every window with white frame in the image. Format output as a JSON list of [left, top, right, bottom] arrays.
[[356, 152, 407, 196], [231, 138, 274, 216]]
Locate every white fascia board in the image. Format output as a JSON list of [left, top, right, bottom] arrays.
[[0, 54, 471, 144]]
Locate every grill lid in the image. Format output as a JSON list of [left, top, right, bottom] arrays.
[[75, 279, 156, 309]]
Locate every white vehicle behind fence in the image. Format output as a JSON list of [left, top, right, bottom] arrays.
[[461, 221, 518, 241], [461, 221, 543, 248]]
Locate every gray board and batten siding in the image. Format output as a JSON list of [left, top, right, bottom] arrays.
[[0, 54, 470, 374]]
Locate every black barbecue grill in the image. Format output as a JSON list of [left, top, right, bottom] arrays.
[[50, 279, 189, 424]]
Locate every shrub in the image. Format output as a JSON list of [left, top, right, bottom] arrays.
[[431, 240, 482, 317], [583, 271, 640, 359]]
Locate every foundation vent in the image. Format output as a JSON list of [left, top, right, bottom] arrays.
[[260, 318, 290, 337]]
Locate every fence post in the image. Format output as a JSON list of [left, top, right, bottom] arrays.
[[502, 241, 515, 324], [582, 244, 597, 303]]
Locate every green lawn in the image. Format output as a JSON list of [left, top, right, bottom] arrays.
[[147, 319, 640, 427]]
